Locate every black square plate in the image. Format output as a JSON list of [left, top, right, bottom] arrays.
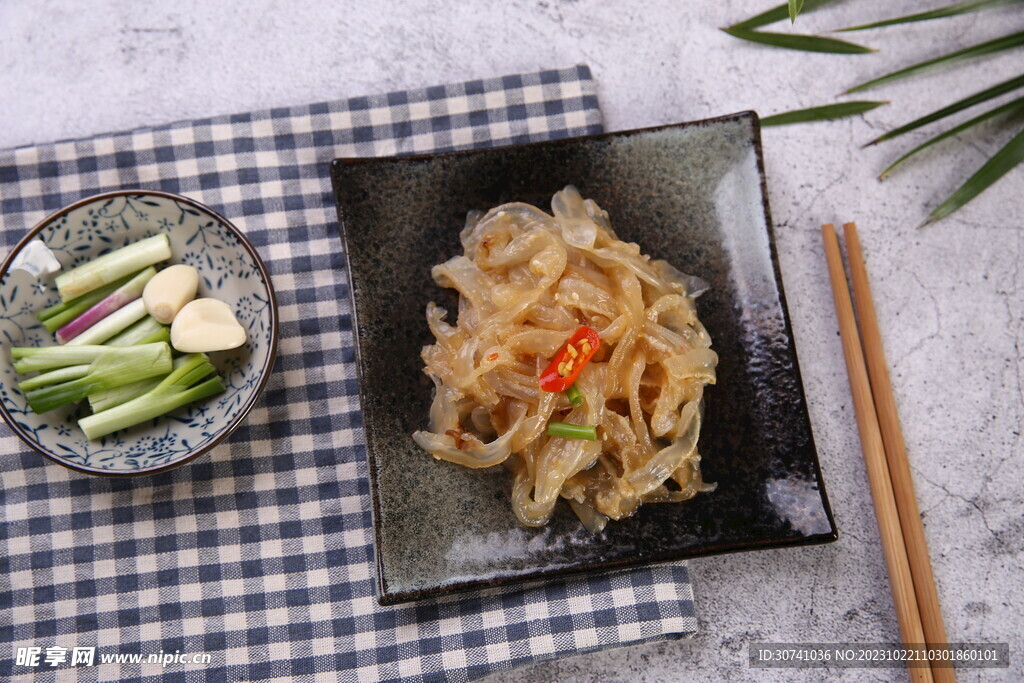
[[331, 112, 837, 606]]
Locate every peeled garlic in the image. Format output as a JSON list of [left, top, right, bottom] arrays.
[[170, 298, 247, 353], [143, 264, 199, 324]]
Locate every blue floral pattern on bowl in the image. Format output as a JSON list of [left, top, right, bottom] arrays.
[[0, 191, 278, 475]]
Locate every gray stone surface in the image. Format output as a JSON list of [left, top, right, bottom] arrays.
[[2, 1, 1021, 681]]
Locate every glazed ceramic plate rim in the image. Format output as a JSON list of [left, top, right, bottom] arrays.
[[333, 112, 838, 605], [0, 189, 280, 477]]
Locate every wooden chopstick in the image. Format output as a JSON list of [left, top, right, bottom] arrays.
[[844, 222, 954, 683], [821, 223, 932, 683]]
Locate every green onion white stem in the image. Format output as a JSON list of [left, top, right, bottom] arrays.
[[54, 233, 171, 300], [37, 275, 131, 331], [88, 354, 201, 413], [88, 376, 161, 414], [17, 364, 90, 391], [55, 267, 155, 343], [12, 345, 112, 374], [105, 316, 170, 347], [66, 298, 147, 346], [78, 353, 223, 439], [25, 343, 172, 414]]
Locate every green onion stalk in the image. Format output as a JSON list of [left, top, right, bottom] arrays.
[[65, 298, 148, 346], [24, 343, 172, 414], [12, 345, 114, 374], [55, 267, 155, 343], [54, 233, 171, 300], [37, 274, 133, 333], [17, 364, 91, 392], [546, 421, 598, 441], [105, 315, 170, 347], [88, 354, 204, 413], [78, 353, 224, 440]]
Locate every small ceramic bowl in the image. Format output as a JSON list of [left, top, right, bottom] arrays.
[[0, 190, 278, 475]]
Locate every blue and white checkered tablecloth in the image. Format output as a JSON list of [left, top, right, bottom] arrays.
[[0, 64, 698, 682]]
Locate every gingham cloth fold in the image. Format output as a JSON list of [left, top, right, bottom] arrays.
[[0, 65, 698, 682]]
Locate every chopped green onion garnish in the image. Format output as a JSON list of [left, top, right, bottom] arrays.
[[546, 421, 597, 441], [565, 384, 584, 407]]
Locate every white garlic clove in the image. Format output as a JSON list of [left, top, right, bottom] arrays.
[[170, 298, 247, 353], [143, 264, 199, 324]]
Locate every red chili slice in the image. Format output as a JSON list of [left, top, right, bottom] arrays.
[[539, 326, 601, 392]]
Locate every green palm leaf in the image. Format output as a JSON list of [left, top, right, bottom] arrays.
[[723, 27, 874, 53], [789, 0, 806, 22], [837, 0, 1022, 32], [867, 73, 1024, 145], [847, 30, 1024, 93], [882, 96, 1024, 177], [762, 101, 886, 126], [730, 0, 838, 30], [922, 125, 1024, 226], [726, 2, 1023, 223]]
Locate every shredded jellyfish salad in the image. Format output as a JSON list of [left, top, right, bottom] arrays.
[[413, 186, 718, 533]]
